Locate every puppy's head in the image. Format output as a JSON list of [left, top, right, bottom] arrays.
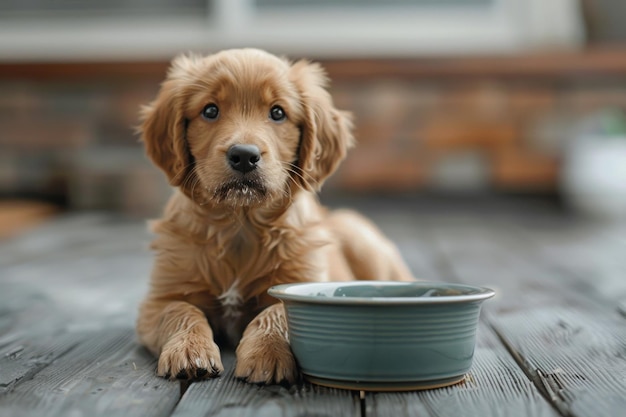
[[140, 48, 353, 208]]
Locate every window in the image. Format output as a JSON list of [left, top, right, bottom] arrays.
[[0, 0, 584, 61]]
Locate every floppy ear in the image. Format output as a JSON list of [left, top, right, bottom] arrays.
[[139, 54, 201, 188], [289, 60, 354, 191]]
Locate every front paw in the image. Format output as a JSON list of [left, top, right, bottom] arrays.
[[234, 332, 298, 385], [157, 334, 224, 381]]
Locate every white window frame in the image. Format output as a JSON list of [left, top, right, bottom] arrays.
[[0, 0, 584, 62]]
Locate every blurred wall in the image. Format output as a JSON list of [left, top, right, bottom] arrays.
[[0, 64, 168, 215], [330, 53, 626, 193], [2, 50, 626, 217], [0, 0, 626, 215]]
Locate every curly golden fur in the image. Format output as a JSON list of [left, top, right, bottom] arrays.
[[136, 48, 414, 384]]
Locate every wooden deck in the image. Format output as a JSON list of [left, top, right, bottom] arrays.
[[1, 196, 625, 417]]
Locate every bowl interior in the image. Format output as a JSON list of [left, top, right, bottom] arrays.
[[269, 281, 494, 305]]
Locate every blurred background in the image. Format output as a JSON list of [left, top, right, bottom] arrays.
[[1, 0, 626, 238]]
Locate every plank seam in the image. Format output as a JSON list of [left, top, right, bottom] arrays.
[[618, 301, 626, 319], [487, 318, 573, 417], [0, 337, 81, 396], [359, 390, 366, 417], [177, 380, 191, 408]]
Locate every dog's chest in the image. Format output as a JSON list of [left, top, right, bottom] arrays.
[[213, 278, 276, 346], [218, 280, 243, 320], [204, 221, 296, 341], [216, 281, 244, 344]]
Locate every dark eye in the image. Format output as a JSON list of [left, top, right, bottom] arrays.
[[202, 104, 219, 120], [269, 105, 286, 122]]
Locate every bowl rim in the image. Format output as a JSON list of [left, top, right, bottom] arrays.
[[268, 281, 495, 305]]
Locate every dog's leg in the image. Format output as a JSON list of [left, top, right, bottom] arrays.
[[328, 209, 415, 282], [137, 299, 224, 380], [234, 303, 297, 384]]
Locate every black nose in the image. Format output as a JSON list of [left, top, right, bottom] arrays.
[[227, 144, 261, 174]]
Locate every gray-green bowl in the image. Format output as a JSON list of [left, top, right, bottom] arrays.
[[268, 281, 495, 391]]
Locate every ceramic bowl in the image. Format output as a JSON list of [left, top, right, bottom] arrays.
[[268, 281, 494, 391]]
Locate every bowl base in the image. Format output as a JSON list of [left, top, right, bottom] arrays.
[[304, 373, 466, 392]]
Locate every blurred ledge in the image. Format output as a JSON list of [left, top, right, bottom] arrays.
[[323, 46, 626, 80], [2, 46, 626, 80], [0, 200, 59, 240]]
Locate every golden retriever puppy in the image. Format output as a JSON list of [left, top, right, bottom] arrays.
[[136, 48, 414, 385]]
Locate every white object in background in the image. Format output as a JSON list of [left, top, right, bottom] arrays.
[[562, 136, 626, 220]]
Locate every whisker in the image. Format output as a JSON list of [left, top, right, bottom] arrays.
[[286, 162, 320, 189], [188, 162, 212, 206], [277, 178, 295, 205], [174, 160, 203, 206], [170, 161, 198, 184], [190, 178, 202, 205], [286, 166, 318, 192], [285, 170, 310, 201]]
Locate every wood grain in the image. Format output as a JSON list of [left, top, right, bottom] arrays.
[[489, 308, 626, 417], [0, 332, 82, 395], [368, 325, 559, 417], [0, 214, 152, 330], [0, 328, 180, 417], [0, 214, 171, 416], [509, 221, 626, 312], [2, 206, 626, 417], [171, 352, 360, 417], [0, 213, 149, 268], [430, 219, 626, 417], [361, 212, 560, 417]]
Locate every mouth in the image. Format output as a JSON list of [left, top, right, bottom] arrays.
[[213, 176, 268, 206]]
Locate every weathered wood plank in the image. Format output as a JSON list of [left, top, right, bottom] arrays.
[[2, 203, 624, 417], [0, 332, 82, 394], [509, 221, 626, 311], [0, 280, 90, 389], [0, 214, 152, 333], [368, 324, 559, 417], [431, 220, 626, 417], [0, 327, 180, 417], [490, 307, 626, 417], [0, 214, 176, 416], [171, 351, 360, 417], [0, 283, 65, 347], [358, 213, 560, 417], [0, 213, 150, 270], [0, 260, 150, 399]]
